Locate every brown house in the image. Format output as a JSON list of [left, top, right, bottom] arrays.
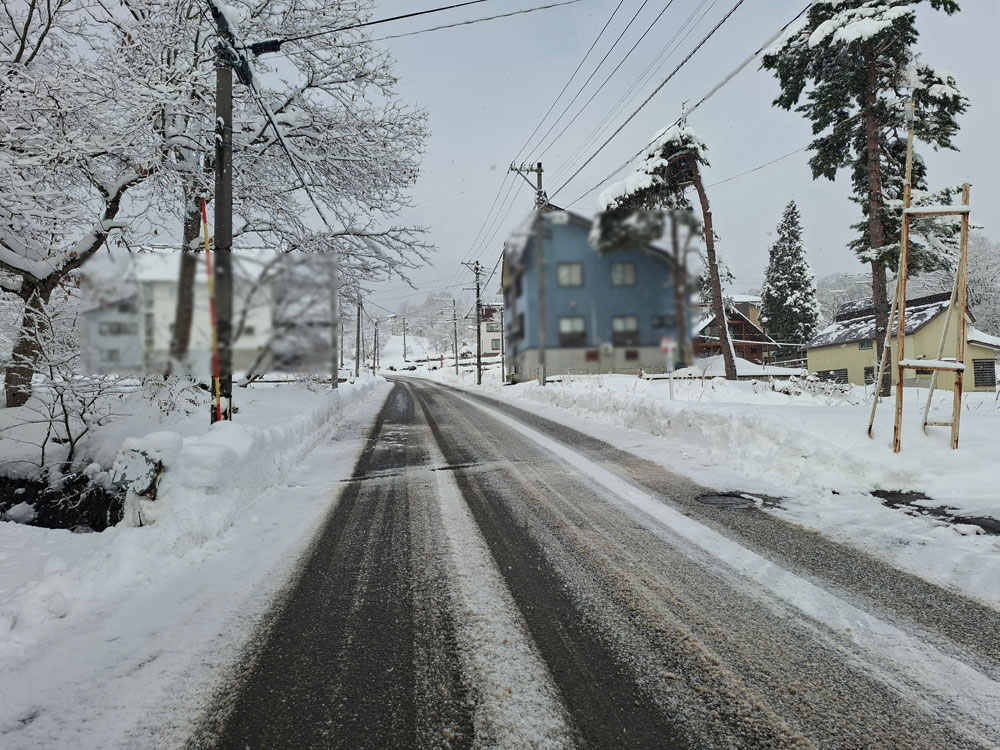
[[694, 300, 779, 364]]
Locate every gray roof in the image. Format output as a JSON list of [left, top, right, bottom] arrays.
[[807, 293, 950, 349]]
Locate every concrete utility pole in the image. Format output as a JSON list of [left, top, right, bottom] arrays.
[[463, 260, 483, 385], [451, 299, 459, 375], [509, 161, 548, 386], [355, 295, 361, 378], [329, 261, 339, 389], [209, 6, 236, 421], [402, 316, 408, 361]]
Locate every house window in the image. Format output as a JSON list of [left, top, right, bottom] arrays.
[[99, 322, 137, 336], [973, 359, 996, 388], [116, 300, 137, 314], [491, 338, 502, 351], [625, 349, 639, 361], [558, 316, 586, 347], [858, 339, 873, 350], [486, 322, 502, 332], [611, 315, 639, 346], [651, 314, 675, 329], [557, 263, 583, 287], [585, 349, 599, 362], [242, 325, 256, 337], [144, 313, 156, 349], [102, 349, 120, 363], [516, 313, 525, 339], [816, 368, 849, 384], [515, 275, 523, 297], [610, 262, 636, 286]]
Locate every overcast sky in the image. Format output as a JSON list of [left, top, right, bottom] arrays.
[[363, 0, 998, 312]]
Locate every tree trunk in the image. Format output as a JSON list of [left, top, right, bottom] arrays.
[[168, 189, 203, 373], [864, 47, 891, 397], [4, 285, 51, 408], [670, 214, 693, 368], [689, 161, 737, 380]]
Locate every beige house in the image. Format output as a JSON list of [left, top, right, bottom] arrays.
[[805, 292, 999, 392]]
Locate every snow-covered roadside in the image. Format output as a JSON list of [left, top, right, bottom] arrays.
[[0, 379, 392, 748], [414, 367, 1000, 607], [0, 378, 389, 673]]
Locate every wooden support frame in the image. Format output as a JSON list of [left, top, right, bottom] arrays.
[[869, 101, 973, 452], [891, 182, 971, 453]]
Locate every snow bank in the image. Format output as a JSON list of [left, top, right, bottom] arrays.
[[0, 378, 386, 665], [419, 368, 1000, 604]]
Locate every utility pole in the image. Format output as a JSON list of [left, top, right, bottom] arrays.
[[463, 260, 483, 385], [509, 161, 548, 385], [329, 262, 339, 389], [340, 302, 345, 367], [499, 305, 506, 383], [452, 299, 459, 375], [402, 316, 408, 361], [209, 4, 236, 421], [355, 294, 361, 378]]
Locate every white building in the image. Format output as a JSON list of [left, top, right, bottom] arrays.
[[82, 249, 274, 374]]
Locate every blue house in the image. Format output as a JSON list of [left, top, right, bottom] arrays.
[[502, 209, 683, 382]]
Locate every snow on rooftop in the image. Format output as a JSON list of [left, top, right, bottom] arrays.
[[968, 327, 1000, 351], [807, 297, 949, 349]]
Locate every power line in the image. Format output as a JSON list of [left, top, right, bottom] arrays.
[[548, 0, 748, 203], [548, 0, 715, 186], [532, 0, 680, 162], [248, 0, 495, 54], [511, 0, 627, 165], [523, 0, 653, 164], [560, 1, 813, 207], [366, 0, 583, 45]]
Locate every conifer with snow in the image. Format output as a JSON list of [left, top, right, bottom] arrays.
[[762, 0, 968, 394], [760, 202, 819, 348], [595, 122, 735, 377]]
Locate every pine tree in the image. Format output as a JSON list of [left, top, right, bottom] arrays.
[[760, 202, 819, 348], [595, 122, 736, 377], [761, 0, 968, 394]]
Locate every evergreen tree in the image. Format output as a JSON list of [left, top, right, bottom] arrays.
[[595, 122, 736, 377], [761, 0, 968, 394], [760, 202, 819, 347]]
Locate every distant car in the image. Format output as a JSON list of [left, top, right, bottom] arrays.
[[388, 365, 397, 371], [406, 365, 417, 371]]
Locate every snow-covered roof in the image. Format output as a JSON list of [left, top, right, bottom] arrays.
[[132, 248, 275, 282], [730, 294, 761, 305], [807, 293, 950, 349], [695, 305, 775, 344], [968, 327, 1000, 351]]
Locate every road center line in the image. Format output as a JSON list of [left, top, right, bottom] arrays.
[[455, 391, 1000, 744]]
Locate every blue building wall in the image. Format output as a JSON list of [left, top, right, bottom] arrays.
[[504, 211, 679, 370]]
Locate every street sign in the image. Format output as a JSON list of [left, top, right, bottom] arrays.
[[660, 337, 676, 353]]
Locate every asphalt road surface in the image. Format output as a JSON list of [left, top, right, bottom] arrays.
[[192, 378, 1000, 749]]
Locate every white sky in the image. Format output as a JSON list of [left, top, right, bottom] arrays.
[[363, 0, 998, 312]]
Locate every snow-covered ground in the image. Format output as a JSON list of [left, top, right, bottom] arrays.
[[0, 377, 392, 746], [411, 357, 1000, 607]]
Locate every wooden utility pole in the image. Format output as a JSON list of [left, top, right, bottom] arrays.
[[402, 316, 408, 361]]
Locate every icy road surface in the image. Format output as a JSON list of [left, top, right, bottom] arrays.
[[194, 378, 1000, 749]]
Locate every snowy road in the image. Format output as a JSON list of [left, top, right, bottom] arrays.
[[196, 378, 1000, 749]]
